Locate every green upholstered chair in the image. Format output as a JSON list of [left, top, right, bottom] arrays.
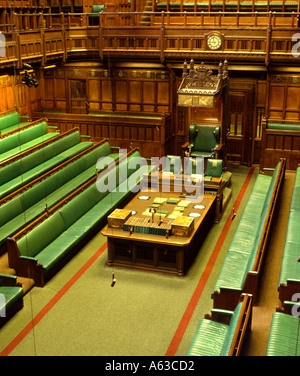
[[206, 159, 223, 178], [183, 124, 223, 160], [164, 155, 182, 174]]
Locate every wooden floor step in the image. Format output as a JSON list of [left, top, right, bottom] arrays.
[[0, 252, 15, 275], [0, 252, 35, 295], [17, 276, 35, 295]]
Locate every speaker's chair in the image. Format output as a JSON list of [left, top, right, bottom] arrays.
[[182, 124, 223, 159]]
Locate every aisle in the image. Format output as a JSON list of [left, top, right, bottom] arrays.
[[246, 171, 295, 356]]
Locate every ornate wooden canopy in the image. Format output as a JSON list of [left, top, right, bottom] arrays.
[[177, 59, 228, 108]]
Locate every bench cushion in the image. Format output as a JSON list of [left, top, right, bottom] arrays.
[[267, 123, 300, 131], [187, 302, 244, 356], [0, 286, 23, 312], [0, 134, 93, 199], [266, 312, 300, 356], [0, 112, 20, 131], [186, 319, 228, 356], [0, 122, 59, 162], [17, 212, 66, 259], [212, 173, 272, 293]]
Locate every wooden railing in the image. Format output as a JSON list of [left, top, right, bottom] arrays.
[[0, 11, 299, 68]]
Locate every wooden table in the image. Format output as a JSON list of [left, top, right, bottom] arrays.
[[141, 171, 226, 223], [101, 191, 216, 276]]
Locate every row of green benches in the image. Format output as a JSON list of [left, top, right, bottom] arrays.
[[267, 122, 300, 132], [0, 127, 93, 199], [0, 120, 124, 324], [155, 0, 299, 11], [0, 125, 94, 326], [7, 148, 155, 286], [212, 159, 286, 310], [264, 166, 300, 356], [0, 139, 120, 253], [278, 166, 300, 303], [0, 119, 60, 163], [0, 118, 156, 323], [186, 159, 286, 356]]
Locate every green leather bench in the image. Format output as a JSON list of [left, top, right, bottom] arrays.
[[0, 129, 93, 199], [187, 294, 252, 356], [8, 150, 156, 286], [212, 160, 285, 310], [0, 273, 23, 327], [0, 141, 120, 250], [0, 111, 30, 135], [266, 312, 300, 356], [156, 1, 298, 9], [0, 121, 59, 163], [278, 167, 300, 303], [267, 122, 300, 131]]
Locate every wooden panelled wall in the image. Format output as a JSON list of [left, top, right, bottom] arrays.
[[0, 74, 28, 116], [261, 72, 300, 170], [33, 62, 175, 159], [40, 62, 171, 114], [267, 73, 300, 120], [1, 65, 300, 167]]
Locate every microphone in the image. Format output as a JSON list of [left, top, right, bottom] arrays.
[[231, 208, 236, 221], [111, 272, 117, 287]]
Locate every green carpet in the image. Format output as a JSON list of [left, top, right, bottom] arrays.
[[0, 165, 260, 356]]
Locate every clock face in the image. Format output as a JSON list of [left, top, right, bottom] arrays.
[[207, 34, 222, 50]]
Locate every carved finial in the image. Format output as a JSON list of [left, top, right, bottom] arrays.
[[183, 60, 188, 77], [218, 61, 223, 78], [223, 60, 228, 78], [190, 59, 194, 73]]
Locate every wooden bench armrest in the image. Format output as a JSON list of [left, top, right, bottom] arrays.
[[0, 273, 18, 287], [228, 294, 253, 356], [215, 143, 223, 151], [181, 141, 190, 149]]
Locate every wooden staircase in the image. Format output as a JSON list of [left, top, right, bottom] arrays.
[[140, 0, 153, 26]]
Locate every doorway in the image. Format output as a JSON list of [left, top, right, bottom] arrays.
[[226, 90, 253, 166], [69, 79, 88, 114]]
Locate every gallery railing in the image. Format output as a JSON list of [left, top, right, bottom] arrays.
[[0, 11, 299, 67]]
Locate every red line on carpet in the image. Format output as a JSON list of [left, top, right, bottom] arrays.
[[0, 241, 108, 356], [165, 167, 255, 356]]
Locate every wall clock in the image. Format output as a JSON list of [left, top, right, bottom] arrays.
[[206, 34, 222, 50]]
